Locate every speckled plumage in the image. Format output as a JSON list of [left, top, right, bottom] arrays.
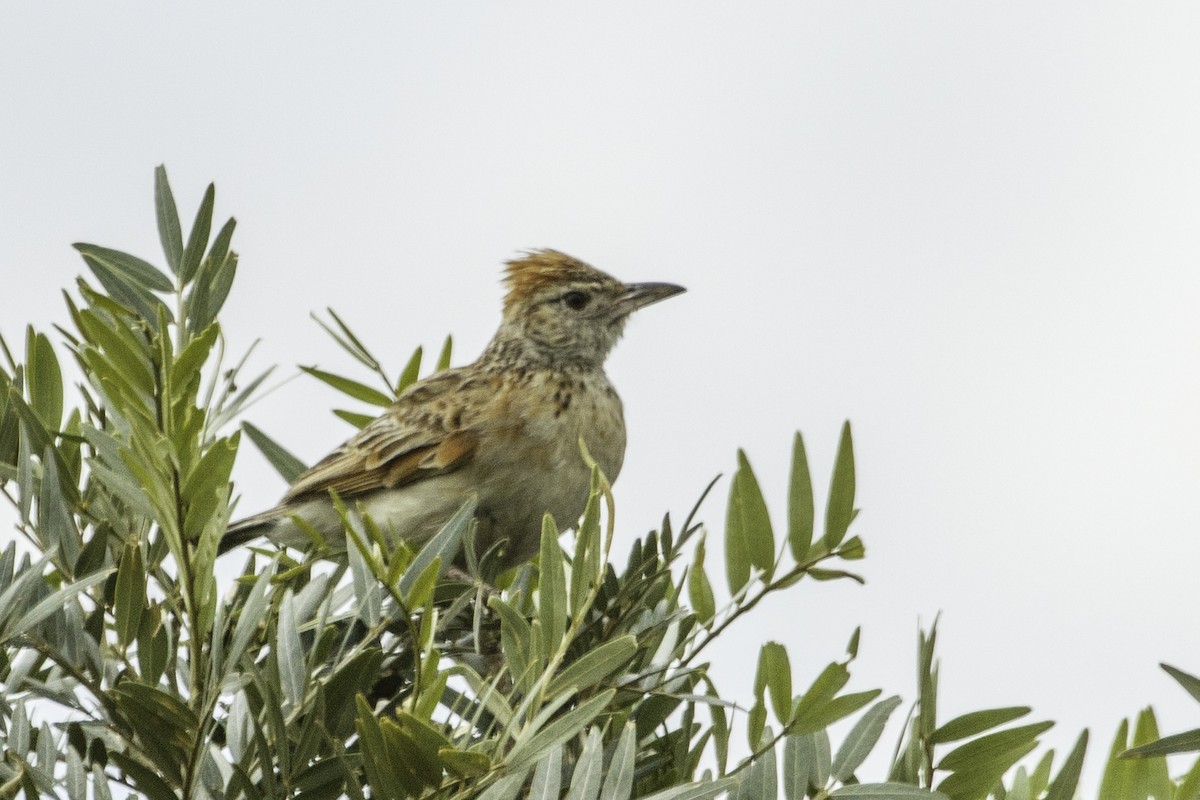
[[222, 250, 684, 570]]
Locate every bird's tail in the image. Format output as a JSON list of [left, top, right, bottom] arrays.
[[219, 512, 278, 555]]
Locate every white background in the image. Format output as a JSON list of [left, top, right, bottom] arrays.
[[3, 4, 1199, 791]]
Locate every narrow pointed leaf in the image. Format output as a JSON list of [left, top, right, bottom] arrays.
[[566, 728, 603, 800], [1163, 664, 1200, 704], [301, 366, 393, 407], [26, 330, 63, 431], [436, 335, 453, 371], [601, 723, 637, 800], [180, 183, 215, 283], [761, 642, 793, 724], [548, 635, 637, 696], [539, 512, 567, 661], [688, 535, 716, 624], [396, 346, 423, 394], [155, 165, 184, 273], [832, 785, 949, 800], [529, 747, 563, 800], [507, 689, 616, 770], [930, 707, 1032, 744], [1045, 730, 1088, 800], [824, 422, 855, 548], [278, 589, 306, 707], [832, 696, 904, 782], [736, 450, 775, 580], [114, 539, 146, 647], [937, 723, 1054, 771], [242, 422, 307, 483], [397, 496, 472, 595], [1122, 728, 1200, 758], [788, 431, 814, 560], [72, 243, 173, 292], [784, 733, 814, 800]]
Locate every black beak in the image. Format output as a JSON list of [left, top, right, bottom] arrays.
[[615, 282, 686, 317]]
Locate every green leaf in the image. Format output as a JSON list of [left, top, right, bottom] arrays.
[[334, 409, 375, 429], [832, 785, 948, 800], [25, 329, 63, 432], [1029, 750, 1055, 797], [114, 539, 146, 648], [108, 752, 178, 800], [601, 723, 636, 800], [205, 217, 237, 283], [748, 701, 768, 752], [570, 477, 603, 613], [937, 740, 1040, 800], [507, 689, 616, 770], [831, 696, 903, 781], [937, 722, 1053, 800], [301, 366, 394, 407], [1122, 728, 1200, 758], [548, 635, 637, 696], [1044, 730, 1088, 800], [180, 183, 215, 283], [355, 695, 405, 800], [171, 323, 219, 386], [1176, 755, 1200, 800], [688, 535, 716, 624], [640, 778, 739, 800], [1163, 663, 1200, 704], [790, 662, 849, 731], [539, 513, 568, 661], [760, 642, 793, 725], [479, 773, 529, 800], [9, 568, 112, 640], [396, 346, 423, 394], [397, 497, 472, 596], [277, 589, 306, 708], [807, 568, 865, 584], [242, 422, 307, 483], [567, 727, 604, 800], [796, 690, 883, 736], [38, 445, 79, 565], [784, 733, 815, 800], [735, 728, 778, 800], [937, 722, 1054, 771], [529, 741, 563, 800], [188, 251, 238, 331], [71, 243, 174, 293], [82, 254, 171, 323], [404, 556, 441, 609], [737, 450, 775, 580], [155, 165, 184, 274], [788, 431, 814, 561], [930, 707, 1032, 744], [435, 335, 453, 371], [824, 421, 855, 549], [440, 748, 493, 778]]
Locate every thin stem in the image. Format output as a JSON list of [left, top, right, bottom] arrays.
[[679, 547, 858, 671]]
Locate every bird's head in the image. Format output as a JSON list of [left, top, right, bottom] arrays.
[[491, 250, 685, 369]]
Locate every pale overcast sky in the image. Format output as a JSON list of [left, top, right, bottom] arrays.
[[3, 3, 1199, 789]]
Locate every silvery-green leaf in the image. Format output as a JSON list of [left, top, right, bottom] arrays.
[[566, 728, 604, 800], [277, 589, 306, 708], [529, 745, 563, 800], [832, 696, 904, 782], [600, 722, 637, 800]]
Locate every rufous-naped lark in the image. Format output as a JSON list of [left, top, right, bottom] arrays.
[[222, 250, 684, 570]]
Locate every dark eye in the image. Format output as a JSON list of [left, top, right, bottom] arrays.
[[563, 290, 590, 310]]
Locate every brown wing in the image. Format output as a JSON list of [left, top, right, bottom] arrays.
[[281, 368, 494, 503]]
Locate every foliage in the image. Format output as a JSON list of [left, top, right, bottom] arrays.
[[0, 168, 1195, 799]]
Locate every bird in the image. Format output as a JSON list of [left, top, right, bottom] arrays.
[[221, 249, 685, 573]]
